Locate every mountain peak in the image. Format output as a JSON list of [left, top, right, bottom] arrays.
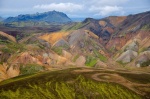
[[4, 11, 72, 24], [83, 18, 96, 23]]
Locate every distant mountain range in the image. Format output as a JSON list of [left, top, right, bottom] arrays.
[[4, 11, 72, 24], [0, 17, 4, 22], [71, 18, 86, 22]]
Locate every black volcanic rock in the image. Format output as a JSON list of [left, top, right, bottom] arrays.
[[4, 11, 72, 23], [82, 18, 102, 35], [116, 11, 150, 34], [83, 18, 96, 23], [76, 11, 150, 46]]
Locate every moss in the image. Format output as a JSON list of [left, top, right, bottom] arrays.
[[73, 54, 79, 62], [141, 24, 150, 30], [52, 47, 63, 55], [0, 42, 26, 54], [66, 21, 90, 30], [0, 75, 141, 99], [62, 44, 70, 49], [10, 21, 50, 27], [52, 44, 69, 55], [109, 46, 116, 53], [85, 56, 97, 67], [140, 60, 150, 67], [117, 61, 129, 66], [139, 47, 148, 53], [20, 64, 44, 75], [93, 50, 107, 62], [0, 39, 9, 44], [38, 44, 45, 50]]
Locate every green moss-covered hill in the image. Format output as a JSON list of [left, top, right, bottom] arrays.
[[0, 68, 150, 99]]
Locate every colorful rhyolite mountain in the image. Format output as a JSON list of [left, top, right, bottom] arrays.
[[0, 11, 150, 82]]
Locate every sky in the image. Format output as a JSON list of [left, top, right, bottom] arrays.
[[0, 0, 150, 18]]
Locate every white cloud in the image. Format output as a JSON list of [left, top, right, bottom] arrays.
[[0, 0, 149, 18], [33, 3, 84, 12], [89, 6, 123, 16], [89, 0, 129, 6]]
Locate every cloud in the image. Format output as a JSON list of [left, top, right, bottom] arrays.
[[0, 8, 32, 17], [89, 6, 123, 16], [0, 0, 149, 18], [33, 3, 84, 12], [89, 0, 129, 6]]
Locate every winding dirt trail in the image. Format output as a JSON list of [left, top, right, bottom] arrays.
[[72, 68, 150, 96], [91, 73, 150, 96]]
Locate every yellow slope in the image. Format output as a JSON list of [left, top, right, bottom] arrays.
[[39, 31, 70, 45]]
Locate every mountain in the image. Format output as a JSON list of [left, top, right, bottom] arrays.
[[4, 11, 72, 24], [66, 11, 150, 44], [0, 17, 4, 22], [61, 11, 150, 67], [0, 11, 150, 83], [71, 18, 86, 22]]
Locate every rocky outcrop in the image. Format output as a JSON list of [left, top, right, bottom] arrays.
[[38, 39, 51, 49], [0, 31, 16, 43], [0, 52, 11, 63], [62, 50, 72, 59], [99, 20, 107, 27], [48, 52, 66, 65], [68, 30, 87, 46], [75, 56, 86, 67], [116, 50, 138, 63], [0, 63, 20, 82], [0, 63, 8, 82], [135, 51, 150, 67], [53, 39, 69, 47], [95, 60, 107, 68], [7, 65, 20, 78], [124, 41, 139, 52], [11, 52, 42, 65]]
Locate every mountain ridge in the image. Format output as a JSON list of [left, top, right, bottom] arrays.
[[4, 10, 72, 24]]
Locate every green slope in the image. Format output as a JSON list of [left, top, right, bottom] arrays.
[[0, 68, 142, 99]]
